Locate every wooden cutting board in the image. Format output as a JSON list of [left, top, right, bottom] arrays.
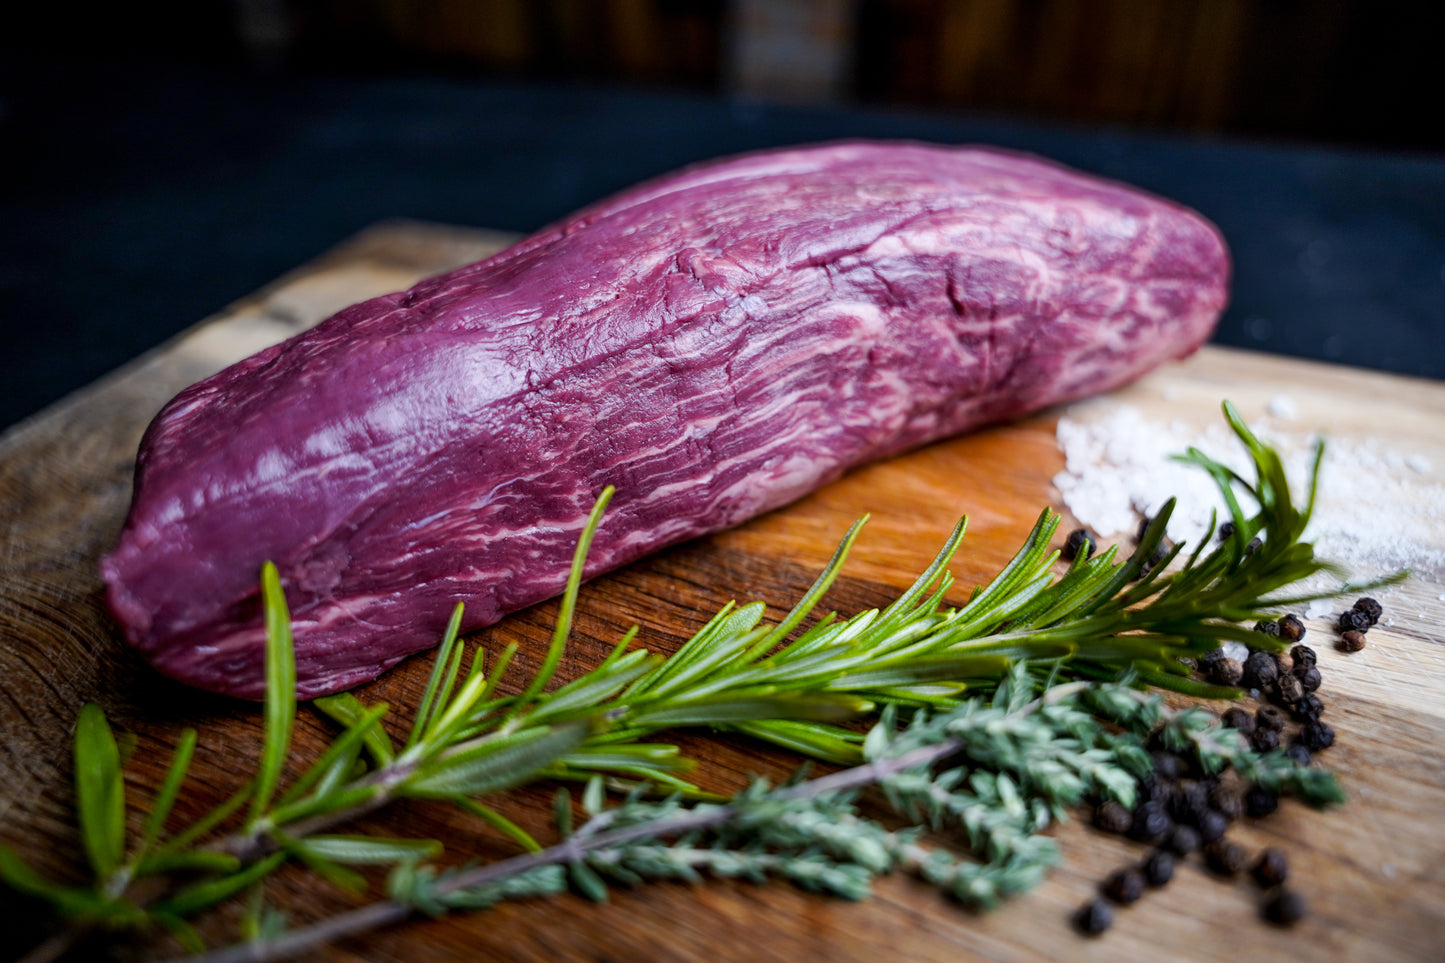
[[2, 222, 1442, 962]]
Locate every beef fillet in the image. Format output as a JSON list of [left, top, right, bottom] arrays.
[[101, 142, 1229, 698]]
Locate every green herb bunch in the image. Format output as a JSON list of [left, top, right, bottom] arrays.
[[0, 403, 1381, 960]]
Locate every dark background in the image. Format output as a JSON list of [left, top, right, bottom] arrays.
[[3, 0, 1442, 430]]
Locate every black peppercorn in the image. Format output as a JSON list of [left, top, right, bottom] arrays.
[[1245, 786, 1279, 818], [1150, 540, 1171, 567], [1285, 743, 1312, 767], [1165, 824, 1202, 855], [1291, 692, 1325, 722], [1253, 620, 1280, 639], [1221, 706, 1256, 735], [1103, 867, 1147, 904], [1132, 556, 1156, 580], [1128, 518, 1170, 575], [1208, 784, 1244, 822], [1205, 839, 1249, 876], [1277, 614, 1305, 642], [1242, 650, 1280, 689], [1252, 848, 1290, 888], [1295, 664, 1322, 693], [1143, 849, 1175, 887], [1245, 536, 1263, 555], [1062, 528, 1097, 561], [1297, 720, 1336, 751], [1250, 727, 1281, 752], [1199, 648, 1227, 670], [1262, 889, 1307, 927], [1137, 770, 1176, 804], [1256, 704, 1287, 732], [1169, 780, 1210, 824], [1151, 751, 1185, 782], [1211, 657, 1245, 687], [1275, 672, 1305, 704], [1218, 520, 1236, 541], [1339, 629, 1367, 652], [1336, 608, 1371, 634], [1196, 808, 1230, 843], [1352, 596, 1383, 626], [1093, 800, 1133, 835], [1129, 801, 1173, 843], [1290, 644, 1317, 667], [1076, 898, 1114, 935]]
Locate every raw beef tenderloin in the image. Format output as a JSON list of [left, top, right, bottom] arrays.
[[101, 141, 1229, 699]]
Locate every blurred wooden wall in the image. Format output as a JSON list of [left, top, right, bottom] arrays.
[[278, 0, 1431, 148], [857, 0, 1256, 130], [851, 0, 1373, 140], [294, 0, 726, 86]]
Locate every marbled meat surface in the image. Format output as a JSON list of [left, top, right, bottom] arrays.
[[101, 142, 1229, 698]]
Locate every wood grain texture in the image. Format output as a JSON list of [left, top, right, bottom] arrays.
[[1, 222, 1441, 961]]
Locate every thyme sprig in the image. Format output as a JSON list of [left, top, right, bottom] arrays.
[[181, 668, 1342, 963], [1, 402, 1384, 960]]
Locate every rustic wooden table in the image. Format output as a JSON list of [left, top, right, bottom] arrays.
[[2, 223, 1442, 961]]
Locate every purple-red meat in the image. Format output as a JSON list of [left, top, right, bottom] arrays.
[[100, 142, 1229, 699]]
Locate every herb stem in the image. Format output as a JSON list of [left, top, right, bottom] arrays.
[[219, 759, 419, 863], [178, 742, 956, 963], [174, 685, 1091, 963], [180, 901, 411, 963]]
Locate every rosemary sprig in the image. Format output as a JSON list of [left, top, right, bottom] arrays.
[[0, 402, 1386, 960]]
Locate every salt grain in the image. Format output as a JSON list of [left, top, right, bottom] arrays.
[[1219, 640, 1250, 662], [1053, 407, 1253, 547], [1267, 394, 1299, 420], [1053, 403, 1445, 582]]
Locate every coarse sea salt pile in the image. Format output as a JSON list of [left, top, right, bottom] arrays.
[[1052, 402, 1445, 599]]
